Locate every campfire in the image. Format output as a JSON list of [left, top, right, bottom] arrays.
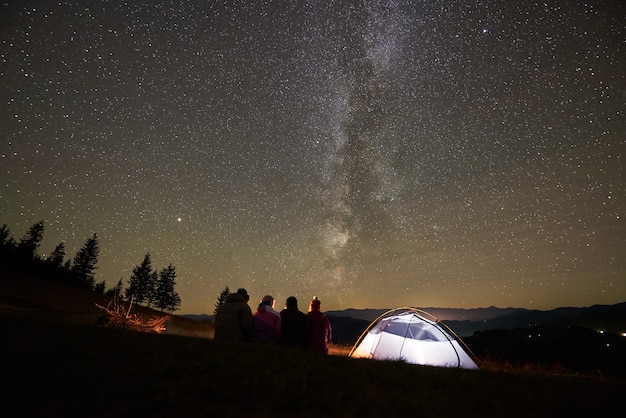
[[96, 296, 169, 334]]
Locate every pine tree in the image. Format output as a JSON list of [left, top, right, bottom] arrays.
[[17, 220, 44, 261], [214, 286, 231, 315], [48, 242, 66, 267], [0, 224, 15, 249], [153, 264, 181, 313], [71, 233, 99, 290], [126, 253, 156, 306], [0, 224, 16, 263]]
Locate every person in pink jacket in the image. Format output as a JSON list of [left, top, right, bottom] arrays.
[[250, 295, 281, 344], [307, 296, 332, 354]]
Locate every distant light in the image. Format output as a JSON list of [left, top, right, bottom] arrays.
[[621, 332, 626, 337], [597, 330, 604, 334], [177, 217, 182, 222]]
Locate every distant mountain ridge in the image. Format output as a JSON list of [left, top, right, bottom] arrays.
[[326, 306, 524, 322], [326, 302, 626, 337]]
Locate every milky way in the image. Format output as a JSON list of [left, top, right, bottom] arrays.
[[1, 1, 624, 313]]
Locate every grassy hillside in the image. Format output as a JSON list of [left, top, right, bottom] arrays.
[[1, 271, 625, 417], [0, 269, 214, 338]]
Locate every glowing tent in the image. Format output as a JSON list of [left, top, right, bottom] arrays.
[[349, 308, 479, 370]]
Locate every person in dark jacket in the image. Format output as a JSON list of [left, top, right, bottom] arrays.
[[214, 288, 253, 341], [307, 296, 332, 354], [279, 296, 307, 348]]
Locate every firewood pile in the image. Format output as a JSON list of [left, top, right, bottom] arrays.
[[96, 297, 169, 334]]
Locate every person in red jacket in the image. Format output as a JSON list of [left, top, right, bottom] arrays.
[[306, 296, 332, 354], [250, 295, 281, 344]]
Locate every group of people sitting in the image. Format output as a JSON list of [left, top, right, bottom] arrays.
[[213, 288, 333, 354]]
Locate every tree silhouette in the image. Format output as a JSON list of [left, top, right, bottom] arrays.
[[126, 253, 156, 306], [48, 242, 66, 268], [16, 220, 44, 262], [71, 233, 99, 290], [214, 286, 231, 315], [0, 224, 16, 263], [0, 224, 15, 248], [153, 264, 181, 313]]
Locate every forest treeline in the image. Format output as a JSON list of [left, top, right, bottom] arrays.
[[0, 221, 181, 313]]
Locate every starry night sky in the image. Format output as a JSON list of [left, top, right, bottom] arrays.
[[1, 1, 624, 314]]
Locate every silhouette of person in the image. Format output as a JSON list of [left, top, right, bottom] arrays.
[[213, 288, 253, 342], [279, 296, 307, 348], [250, 295, 281, 344], [307, 296, 332, 354]]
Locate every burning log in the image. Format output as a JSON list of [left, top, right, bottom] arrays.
[[96, 296, 169, 334]]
